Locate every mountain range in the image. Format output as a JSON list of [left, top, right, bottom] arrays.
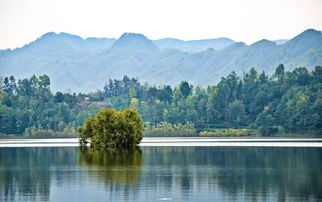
[[0, 29, 321, 92]]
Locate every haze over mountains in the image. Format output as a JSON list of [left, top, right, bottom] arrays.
[[0, 29, 321, 92]]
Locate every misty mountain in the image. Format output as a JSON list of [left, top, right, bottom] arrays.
[[153, 37, 235, 52], [274, 39, 288, 45], [0, 29, 321, 92], [112, 33, 158, 52]]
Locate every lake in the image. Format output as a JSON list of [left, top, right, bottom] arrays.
[[0, 138, 322, 201]]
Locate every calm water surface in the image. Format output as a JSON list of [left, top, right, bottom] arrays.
[[0, 146, 321, 201]]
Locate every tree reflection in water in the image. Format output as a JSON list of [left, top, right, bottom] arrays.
[[78, 147, 143, 185], [142, 147, 322, 201], [0, 146, 321, 201], [0, 147, 78, 202]]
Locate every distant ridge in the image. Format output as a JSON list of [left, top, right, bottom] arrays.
[[154, 37, 235, 52], [0, 29, 321, 92], [111, 33, 158, 52]]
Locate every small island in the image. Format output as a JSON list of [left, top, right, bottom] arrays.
[[78, 108, 144, 149]]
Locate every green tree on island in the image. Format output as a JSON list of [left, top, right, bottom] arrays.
[[78, 108, 144, 149]]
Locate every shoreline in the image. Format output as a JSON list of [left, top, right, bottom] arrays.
[[1, 134, 321, 139], [1, 137, 322, 148]]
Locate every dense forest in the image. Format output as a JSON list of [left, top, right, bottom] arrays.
[[0, 64, 321, 137]]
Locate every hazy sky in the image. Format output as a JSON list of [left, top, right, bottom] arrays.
[[0, 0, 321, 49]]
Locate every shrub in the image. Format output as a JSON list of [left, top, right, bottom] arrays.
[[78, 108, 144, 149], [144, 122, 197, 137], [23, 125, 77, 138], [199, 128, 255, 137], [258, 126, 278, 136]]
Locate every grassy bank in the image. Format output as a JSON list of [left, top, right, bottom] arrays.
[[199, 129, 256, 137], [1, 125, 320, 139], [144, 122, 196, 137]]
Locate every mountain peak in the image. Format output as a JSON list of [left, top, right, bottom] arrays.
[[292, 29, 322, 41], [250, 39, 276, 48], [111, 33, 158, 52], [39, 32, 58, 39], [282, 28, 322, 49], [119, 32, 147, 39], [37, 32, 83, 42], [226, 42, 246, 49], [301, 28, 321, 35], [58, 32, 84, 40]]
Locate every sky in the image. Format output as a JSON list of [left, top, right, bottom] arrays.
[[0, 0, 321, 49]]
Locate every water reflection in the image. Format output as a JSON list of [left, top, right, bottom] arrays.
[[0, 147, 321, 201], [0, 147, 78, 202], [78, 147, 143, 185], [142, 147, 322, 201]]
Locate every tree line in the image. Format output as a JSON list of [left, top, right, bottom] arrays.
[[0, 64, 321, 137]]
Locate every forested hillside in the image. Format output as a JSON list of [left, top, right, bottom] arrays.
[[0, 29, 321, 92], [1, 65, 321, 137]]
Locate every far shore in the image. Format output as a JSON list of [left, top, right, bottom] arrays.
[[1, 134, 321, 140], [1, 137, 322, 141]]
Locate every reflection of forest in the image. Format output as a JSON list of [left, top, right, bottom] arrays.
[[78, 147, 143, 185], [0, 147, 321, 201], [0, 147, 79, 202], [141, 147, 322, 201]]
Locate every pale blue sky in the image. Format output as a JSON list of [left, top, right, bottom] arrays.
[[0, 0, 321, 49]]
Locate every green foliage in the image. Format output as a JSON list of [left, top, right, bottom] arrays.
[[179, 81, 193, 97], [0, 75, 78, 135], [75, 105, 101, 126], [0, 75, 89, 137], [23, 125, 77, 138], [199, 129, 255, 137], [78, 108, 144, 149], [144, 122, 196, 137], [1, 65, 322, 138], [226, 100, 246, 127]]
